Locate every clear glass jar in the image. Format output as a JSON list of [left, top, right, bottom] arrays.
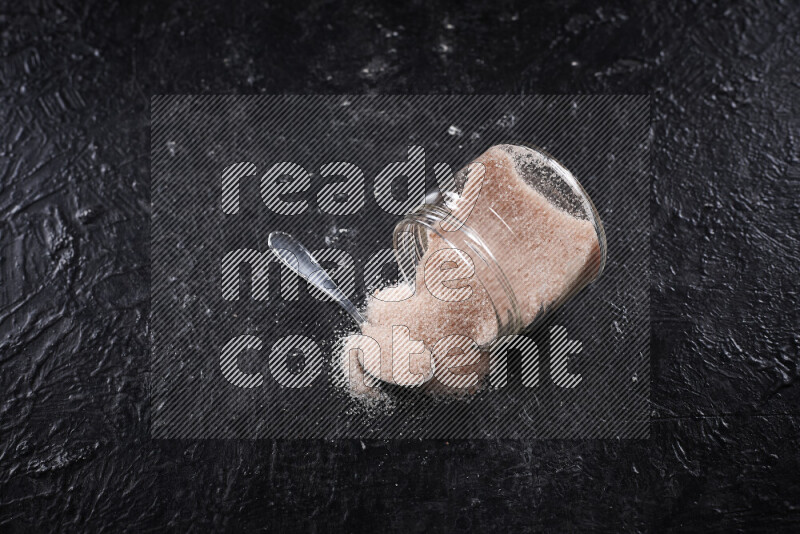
[[392, 144, 607, 343]]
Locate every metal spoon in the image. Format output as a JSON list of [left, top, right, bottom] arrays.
[[268, 231, 365, 325]]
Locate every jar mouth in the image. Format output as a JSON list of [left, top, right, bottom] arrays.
[[393, 204, 524, 338]]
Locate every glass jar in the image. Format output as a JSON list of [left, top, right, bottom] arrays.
[[392, 144, 607, 344]]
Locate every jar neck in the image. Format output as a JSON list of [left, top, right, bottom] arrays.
[[393, 203, 523, 337]]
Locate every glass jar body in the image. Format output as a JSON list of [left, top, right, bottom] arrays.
[[392, 144, 606, 345]]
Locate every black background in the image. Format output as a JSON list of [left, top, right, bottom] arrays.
[[1, 0, 798, 531]]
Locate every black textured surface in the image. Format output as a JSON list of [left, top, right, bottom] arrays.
[[1, 0, 798, 531]]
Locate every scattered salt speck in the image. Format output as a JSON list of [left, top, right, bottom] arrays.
[[447, 125, 462, 136], [76, 207, 101, 224], [571, 60, 580, 67], [359, 58, 389, 80], [324, 225, 354, 246], [496, 113, 516, 128]]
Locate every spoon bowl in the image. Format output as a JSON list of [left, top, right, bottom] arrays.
[[268, 231, 366, 326]]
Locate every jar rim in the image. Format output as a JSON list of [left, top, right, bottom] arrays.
[[393, 204, 524, 338]]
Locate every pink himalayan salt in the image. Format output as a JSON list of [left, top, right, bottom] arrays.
[[348, 145, 601, 391]]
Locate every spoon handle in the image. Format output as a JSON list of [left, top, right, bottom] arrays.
[[268, 231, 365, 325]]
